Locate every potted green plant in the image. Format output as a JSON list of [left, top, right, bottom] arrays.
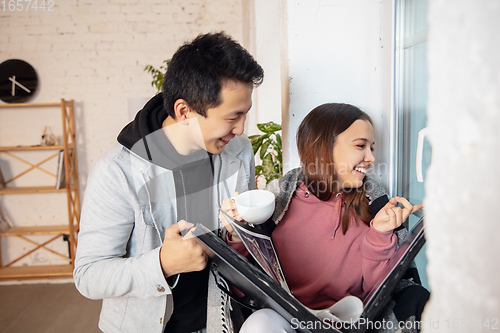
[[144, 59, 170, 93], [249, 121, 283, 185]]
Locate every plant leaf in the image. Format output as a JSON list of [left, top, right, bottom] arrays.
[[144, 60, 170, 94], [251, 135, 264, 155], [276, 133, 282, 150], [255, 165, 263, 176], [251, 133, 271, 143], [260, 140, 271, 160], [257, 121, 282, 133], [266, 173, 281, 185], [251, 133, 270, 155], [262, 154, 274, 180]]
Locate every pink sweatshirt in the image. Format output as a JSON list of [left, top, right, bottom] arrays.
[[229, 182, 397, 310]]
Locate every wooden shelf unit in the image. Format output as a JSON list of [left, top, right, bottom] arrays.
[[0, 100, 81, 280], [0, 186, 67, 194], [0, 265, 74, 280]]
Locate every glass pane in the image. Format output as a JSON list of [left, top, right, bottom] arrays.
[[394, 0, 430, 290]]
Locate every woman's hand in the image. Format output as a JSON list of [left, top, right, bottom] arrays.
[[219, 192, 244, 241], [372, 197, 423, 232]]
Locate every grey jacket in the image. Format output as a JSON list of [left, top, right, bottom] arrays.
[[74, 135, 255, 333]]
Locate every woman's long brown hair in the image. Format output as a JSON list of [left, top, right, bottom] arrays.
[[296, 103, 373, 234]]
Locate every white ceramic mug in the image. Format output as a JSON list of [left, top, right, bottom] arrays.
[[234, 190, 275, 224]]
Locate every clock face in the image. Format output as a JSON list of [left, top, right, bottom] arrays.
[[0, 59, 39, 103]]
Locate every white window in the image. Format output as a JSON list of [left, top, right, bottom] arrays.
[[393, 0, 430, 290]]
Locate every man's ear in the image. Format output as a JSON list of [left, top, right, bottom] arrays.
[[173, 99, 191, 122]]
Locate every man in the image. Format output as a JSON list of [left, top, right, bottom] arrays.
[[74, 32, 264, 333]]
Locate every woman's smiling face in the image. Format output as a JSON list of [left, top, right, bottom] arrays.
[[332, 119, 375, 190]]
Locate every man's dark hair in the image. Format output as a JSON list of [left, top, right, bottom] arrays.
[[162, 32, 264, 118]]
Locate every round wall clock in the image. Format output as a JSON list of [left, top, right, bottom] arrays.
[[0, 59, 39, 103]]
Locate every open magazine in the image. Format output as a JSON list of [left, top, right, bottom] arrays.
[[220, 210, 366, 322], [221, 210, 290, 293], [194, 214, 426, 333]]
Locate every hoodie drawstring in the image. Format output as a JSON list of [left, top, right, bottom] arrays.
[[141, 172, 180, 289], [142, 137, 153, 161]]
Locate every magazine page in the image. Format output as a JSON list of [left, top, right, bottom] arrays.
[[193, 223, 337, 333], [361, 216, 425, 307], [220, 210, 290, 293], [308, 217, 426, 325]]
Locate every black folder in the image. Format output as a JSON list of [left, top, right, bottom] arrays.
[[193, 216, 426, 333]]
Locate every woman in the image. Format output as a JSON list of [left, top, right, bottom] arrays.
[[221, 103, 428, 332]]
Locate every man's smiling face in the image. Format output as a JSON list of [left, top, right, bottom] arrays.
[[188, 80, 253, 155]]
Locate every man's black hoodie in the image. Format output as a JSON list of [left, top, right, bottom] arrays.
[[118, 94, 211, 333]]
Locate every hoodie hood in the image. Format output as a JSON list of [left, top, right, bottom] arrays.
[[118, 93, 165, 152], [117, 94, 208, 171]]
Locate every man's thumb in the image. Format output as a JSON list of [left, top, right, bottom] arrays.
[[165, 220, 194, 238]]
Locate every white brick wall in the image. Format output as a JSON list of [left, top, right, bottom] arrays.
[[0, 0, 246, 267]]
